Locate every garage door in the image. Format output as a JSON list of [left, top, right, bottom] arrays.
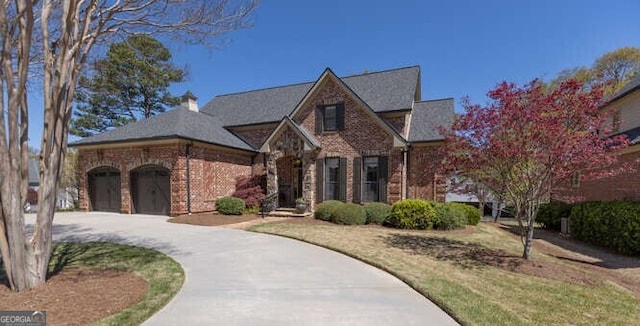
[[131, 166, 170, 215], [88, 167, 121, 212]]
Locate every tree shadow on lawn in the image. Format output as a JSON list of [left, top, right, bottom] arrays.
[[498, 223, 640, 269], [383, 233, 524, 271]]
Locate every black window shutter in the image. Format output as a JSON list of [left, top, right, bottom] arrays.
[[353, 157, 362, 203], [378, 156, 388, 203], [316, 158, 324, 203], [337, 103, 345, 130], [315, 106, 324, 135], [339, 157, 347, 202]]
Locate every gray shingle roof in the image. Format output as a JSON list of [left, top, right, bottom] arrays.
[[28, 158, 39, 186], [609, 76, 640, 103], [70, 108, 254, 151], [408, 98, 454, 142], [200, 66, 420, 126]]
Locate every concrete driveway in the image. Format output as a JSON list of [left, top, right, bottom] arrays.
[[50, 212, 458, 325]]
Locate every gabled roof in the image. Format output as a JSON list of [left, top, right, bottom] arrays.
[[259, 116, 320, 153], [69, 108, 254, 151], [28, 158, 39, 186], [288, 68, 407, 148], [200, 66, 420, 126], [409, 98, 454, 142], [609, 76, 640, 103]]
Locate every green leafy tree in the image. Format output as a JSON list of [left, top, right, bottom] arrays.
[[71, 35, 186, 137], [550, 47, 640, 96]]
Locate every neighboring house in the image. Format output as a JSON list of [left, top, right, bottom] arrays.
[[26, 157, 79, 210], [554, 77, 640, 202], [70, 66, 454, 216]]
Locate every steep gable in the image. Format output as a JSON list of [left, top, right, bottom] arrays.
[[200, 66, 420, 127]]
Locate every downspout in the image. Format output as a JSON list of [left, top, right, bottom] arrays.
[[186, 143, 192, 215]]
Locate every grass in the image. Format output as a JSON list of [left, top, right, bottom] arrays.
[[248, 222, 640, 326], [47, 242, 184, 325]]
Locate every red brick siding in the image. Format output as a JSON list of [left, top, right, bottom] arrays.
[[553, 150, 640, 203], [77, 142, 253, 216], [408, 145, 446, 202], [292, 77, 402, 205], [232, 126, 276, 149]]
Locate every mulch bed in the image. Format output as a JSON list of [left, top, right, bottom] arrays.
[[167, 212, 261, 226], [0, 269, 147, 325]]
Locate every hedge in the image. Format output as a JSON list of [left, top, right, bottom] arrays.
[[215, 197, 245, 215], [386, 199, 436, 230], [314, 200, 345, 221], [536, 201, 572, 230], [363, 202, 391, 225], [332, 203, 367, 225], [432, 202, 467, 230], [448, 203, 481, 225], [569, 201, 640, 255]]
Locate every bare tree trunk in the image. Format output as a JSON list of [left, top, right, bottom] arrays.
[[522, 225, 534, 259]]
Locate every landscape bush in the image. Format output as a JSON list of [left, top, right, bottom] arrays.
[[314, 200, 345, 221], [569, 201, 640, 255], [215, 196, 245, 215], [432, 202, 467, 230], [363, 202, 391, 225], [232, 174, 267, 208], [448, 203, 481, 225], [536, 201, 572, 230], [332, 203, 367, 225], [386, 199, 436, 230]]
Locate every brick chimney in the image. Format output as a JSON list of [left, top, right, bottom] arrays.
[[181, 91, 198, 112]]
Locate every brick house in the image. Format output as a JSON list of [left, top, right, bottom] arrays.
[[71, 66, 454, 216], [553, 77, 640, 202]]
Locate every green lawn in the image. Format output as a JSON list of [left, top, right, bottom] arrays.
[[48, 242, 184, 326], [249, 222, 639, 326]]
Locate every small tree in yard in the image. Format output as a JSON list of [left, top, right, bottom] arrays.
[[232, 175, 266, 208], [440, 79, 629, 259], [0, 0, 257, 292]]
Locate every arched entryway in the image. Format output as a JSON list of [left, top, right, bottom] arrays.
[[88, 167, 121, 212], [130, 165, 171, 215], [276, 156, 303, 208]]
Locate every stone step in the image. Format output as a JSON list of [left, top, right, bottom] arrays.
[[266, 210, 312, 218]]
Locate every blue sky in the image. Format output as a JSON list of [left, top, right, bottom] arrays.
[[29, 0, 640, 148]]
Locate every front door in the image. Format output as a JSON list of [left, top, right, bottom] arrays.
[[292, 160, 303, 205]]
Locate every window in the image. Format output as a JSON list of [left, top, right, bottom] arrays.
[[315, 104, 345, 134], [324, 106, 337, 131], [325, 158, 340, 200], [363, 157, 379, 202], [355, 156, 388, 203]]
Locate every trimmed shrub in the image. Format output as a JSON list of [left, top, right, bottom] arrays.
[[232, 174, 267, 209], [536, 201, 572, 230], [364, 202, 392, 225], [570, 201, 640, 255], [332, 203, 367, 225], [314, 200, 345, 221], [215, 196, 245, 215], [386, 199, 436, 230], [432, 202, 467, 230], [449, 203, 481, 225]]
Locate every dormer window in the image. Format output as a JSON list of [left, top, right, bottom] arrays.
[[315, 103, 345, 134]]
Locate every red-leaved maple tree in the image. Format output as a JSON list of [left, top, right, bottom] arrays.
[[440, 79, 629, 259]]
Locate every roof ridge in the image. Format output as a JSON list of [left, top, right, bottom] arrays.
[[215, 80, 314, 98], [415, 97, 454, 103], [212, 65, 420, 98], [340, 65, 420, 80]]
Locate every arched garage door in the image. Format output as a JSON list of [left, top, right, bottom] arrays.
[[88, 167, 121, 212], [131, 166, 171, 215]]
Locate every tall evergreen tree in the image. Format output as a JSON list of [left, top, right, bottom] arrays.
[[71, 35, 186, 137]]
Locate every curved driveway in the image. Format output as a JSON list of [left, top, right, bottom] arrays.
[[50, 212, 458, 325]]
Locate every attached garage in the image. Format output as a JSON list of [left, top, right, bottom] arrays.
[[131, 166, 171, 215], [88, 167, 121, 212]]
